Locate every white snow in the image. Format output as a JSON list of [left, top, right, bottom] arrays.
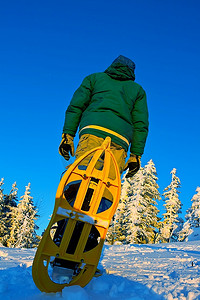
[[0, 241, 200, 300]]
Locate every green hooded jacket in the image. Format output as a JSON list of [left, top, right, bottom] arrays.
[[63, 58, 149, 156]]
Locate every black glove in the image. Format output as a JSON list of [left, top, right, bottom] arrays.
[[124, 154, 141, 178], [59, 133, 74, 161]]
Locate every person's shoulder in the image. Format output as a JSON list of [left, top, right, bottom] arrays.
[[87, 72, 107, 78], [84, 72, 107, 83], [132, 80, 142, 88], [132, 81, 146, 94]]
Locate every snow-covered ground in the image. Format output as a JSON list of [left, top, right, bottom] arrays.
[[0, 241, 200, 300]]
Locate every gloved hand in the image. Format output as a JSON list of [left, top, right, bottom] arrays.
[[59, 133, 75, 161], [124, 153, 141, 178]]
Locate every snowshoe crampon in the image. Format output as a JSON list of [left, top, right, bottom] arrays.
[[32, 137, 121, 293]]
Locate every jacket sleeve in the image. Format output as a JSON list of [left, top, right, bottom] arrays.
[[63, 75, 93, 136], [130, 87, 149, 156]]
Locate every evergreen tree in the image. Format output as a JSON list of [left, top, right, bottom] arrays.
[[7, 183, 39, 248], [179, 187, 200, 241], [188, 187, 200, 228], [125, 167, 146, 244], [141, 160, 161, 243], [172, 216, 184, 242], [119, 160, 160, 243], [178, 220, 193, 242], [107, 160, 161, 245], [0, 178, 4, 203], [0, 182, 18, 246], [125, 160, 161, 244], [161, 168, 182, 242], [106, 174, 129, 244], [0, 178, 5, 241]]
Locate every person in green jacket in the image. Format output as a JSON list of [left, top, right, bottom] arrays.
[[59, 55, 149, 178]]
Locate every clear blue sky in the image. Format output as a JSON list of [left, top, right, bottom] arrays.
[[1, 0, 200, 234]]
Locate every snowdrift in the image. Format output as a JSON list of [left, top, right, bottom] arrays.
[[0, 241, 200, 300]]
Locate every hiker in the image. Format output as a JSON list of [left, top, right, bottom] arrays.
[[59, 55, 149, 178]]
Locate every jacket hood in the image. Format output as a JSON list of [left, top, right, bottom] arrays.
[[104, 55, 136, 81]]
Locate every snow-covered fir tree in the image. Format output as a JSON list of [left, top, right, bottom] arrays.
[[106, 174, 129, 244], [0, 182, 18, 246], [125, 160, 161, 244], [0, 178, 4, 201], [107, 159, 160, 245], [178, 220, 193, 242], [179, 187, 200, 241], [7, 183, 40, 248], [187, 187, 200, 228], [125, 167, 146, 244], [0, 178, 5, 241], [161, 168, 183, 242], [172, 216, 184, 242], [141, 160, 161, 243]]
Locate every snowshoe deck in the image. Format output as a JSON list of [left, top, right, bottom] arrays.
[[32, 137, 121, 293]]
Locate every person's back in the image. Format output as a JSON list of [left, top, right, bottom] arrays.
[[59, 55, 149, 178]]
